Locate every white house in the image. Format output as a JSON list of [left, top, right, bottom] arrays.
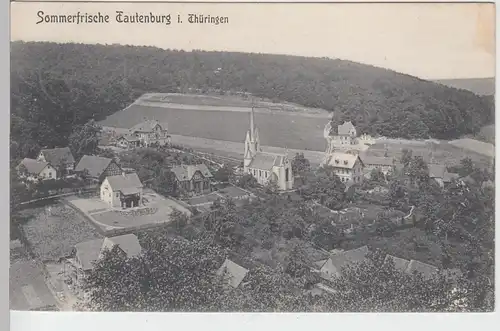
[[37, 147, 75, 176], [100, 173, 143, 208], [322, 152, 365, 185], [16, 158, 57, 182]]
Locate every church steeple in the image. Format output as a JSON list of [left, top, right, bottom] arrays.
[[244, 101, 260, 172]]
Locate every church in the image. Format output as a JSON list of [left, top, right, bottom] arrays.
[[243, 107, 294, 191]]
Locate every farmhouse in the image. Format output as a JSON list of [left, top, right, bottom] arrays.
[[17, 158, 57, 182], [67, 234, 142, 284], [322, 152, 364, 184], [10, 260, 58, 311], [170, 164, 213, 195], [216, 258, 249, 289], [100, 173, 144, 208], [316, 246, 369, 280], [243, 107, 294, 191], [74, 155, 122, 182], [128, 119, 171, 147], [116, 134, 141, 149], [360, 155, 395, 175], [428, 164, 459, 188], [384, 255, 439, 280], [37, 147, 75, 175]]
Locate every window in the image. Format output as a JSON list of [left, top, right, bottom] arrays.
[[109, 193, 111, 198], [116, 193, 119, 198], [259, 170, 262, 177], [48, 172, 52, 178], [265, 172, 268, 178]]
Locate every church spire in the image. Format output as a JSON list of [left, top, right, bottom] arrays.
[[250, 100, 255, 141]]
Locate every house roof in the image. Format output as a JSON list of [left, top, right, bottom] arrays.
[[105, 173, 143, 193], [74, 238, 105, 271], [170, 164, 213, 182], [102, 234, 142, 258], [75, 155, 116, 178], [75, 234, 142, 271], [18, 158, 49, 175], [39, 147, 75, 165], [9, 260, 58, 310], [361, 155, 394, 167], [443, 172, 460, 183], [248, 152, 287, 171], [405, 260, 438, 280], [337, 121, 356, 135], [130, 119, 166, 133], [320, 246, 369, 278], [216, 258, 249, 288], [324, 152, 361, 169], [428, 164, 446, 179], [384, 255, 410, 272], [118, 134, 141, 142]]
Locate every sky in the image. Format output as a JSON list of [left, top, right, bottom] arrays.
[[10, 1, 495, 80]]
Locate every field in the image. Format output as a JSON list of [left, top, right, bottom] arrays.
[[65, 189, 192, 235], [448, 138, 495, 158], [21, 204, 103, 262], [99, 94, 330, 152]]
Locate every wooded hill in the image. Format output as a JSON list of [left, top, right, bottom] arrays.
[[11, 41, 494, 160]]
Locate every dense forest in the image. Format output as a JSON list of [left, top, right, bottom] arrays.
[[10, 41, 494, 161]]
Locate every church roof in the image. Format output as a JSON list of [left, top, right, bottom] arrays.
[[324, 152, 361, 169], [248, 152, 287, 171], [337, 121, 356, 135]]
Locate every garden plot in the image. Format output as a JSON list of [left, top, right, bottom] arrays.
[[22, 204, 103, 262]]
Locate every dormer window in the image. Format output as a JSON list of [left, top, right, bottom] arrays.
[[335, 159, 339, 164], [344, 160, 348, 165]]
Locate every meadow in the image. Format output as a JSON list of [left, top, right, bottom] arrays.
[[100, 103, 329, 151]]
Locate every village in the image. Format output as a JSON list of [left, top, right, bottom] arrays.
[[10, 102, 492, 312]]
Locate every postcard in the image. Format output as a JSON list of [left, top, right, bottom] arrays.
[[9, 0, 495, 316]]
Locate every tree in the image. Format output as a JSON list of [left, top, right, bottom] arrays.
[[237, 174, 258, 189], [213, 164, 234, 183], [169, 208, 189, 231], [370, 168, 385, 183], [323, 249, 492, 312], [69, 119, 102, 160], [301, 166, 346, 210], [82, 236, 229, 312], [291, 153, 311, 176], [265, 177, 280, 194], [400, 149, 413, 168]]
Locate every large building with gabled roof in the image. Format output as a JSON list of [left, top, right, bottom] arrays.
[[243, 106, 293, 191], [37, 147, 75, 176], [322, 151, 364, 185], [100, 172, 144, 208], [16, 158, 57, 182], [128, 119, 171, 148]]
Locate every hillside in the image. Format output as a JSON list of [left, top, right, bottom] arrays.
[[10, 41, 494, 161], [434, 78, 495, 96]]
